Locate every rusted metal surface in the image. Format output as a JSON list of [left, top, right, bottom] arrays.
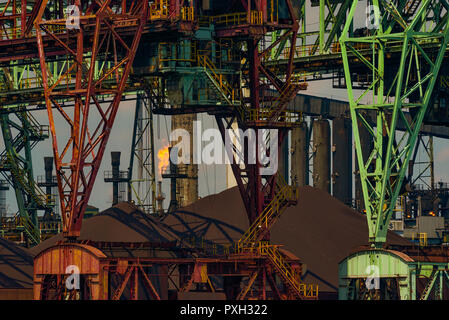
[[30, 201, 315, 300], [33, 241, 308, 300], [33, 243, 105, 300]]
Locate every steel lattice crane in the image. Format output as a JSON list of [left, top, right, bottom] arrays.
[[1, 0, 449, 300], [35, 0, 148, 239], [340, 0, 449, 246]]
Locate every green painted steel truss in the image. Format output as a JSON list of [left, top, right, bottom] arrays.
[[340, 0, 449, 246]]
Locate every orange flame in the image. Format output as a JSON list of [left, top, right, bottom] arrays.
[[157, 145, 170, 179]]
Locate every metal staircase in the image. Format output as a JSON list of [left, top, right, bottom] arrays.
[[237, 177, 297, 249], [0, 213, 41, 245], [260, 244, 318, 299], [266, 80, 302, 122], [235, 177, 318, 299], [197, 54, 243, 115], [0, 112, 51, 246]]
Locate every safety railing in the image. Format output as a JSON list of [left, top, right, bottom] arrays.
[[243, 108, 300, 125], [0, 214, 40, 245], [181, 6, 194, 21], [158, 42, 198, 63], [212, 12, 247, 26], [237, 178, 297, 249], [30, 124, 49, 139], [197, 54, 237, 105], [0, 62, 124, 95], [103, 170, 129, 180], [211, 11, 263, 26], [250, 11, 263, 24], [39, 221, 62, 234], [263, 81, 303, 121], [5, 152, 52, 210], [419, 232, 428, 247]]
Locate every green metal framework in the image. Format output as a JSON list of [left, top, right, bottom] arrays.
[[339, 248, 449, 300], [0, 111, 50, 245], [0, 63, 56, 245], [340, 0, 449, 246]]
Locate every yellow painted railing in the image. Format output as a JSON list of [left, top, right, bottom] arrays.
[[265, 82, 299, 119], [235, 241, 318, 299], [181, 6, 194, 21], [211, 11, 263, 26], [149, 1, 193, 21], [237, 177, 297, 248], [149, 0, 169, 20], [197, 54, 236, 103], [158, 42, 197, 62], [0, 214, 41, 244], [243, 108, 299, 124], [5, 152, 49, 210], [261, 244, 319, 299]]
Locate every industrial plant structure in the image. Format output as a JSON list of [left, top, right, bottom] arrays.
[[0, 0, 448, 301]]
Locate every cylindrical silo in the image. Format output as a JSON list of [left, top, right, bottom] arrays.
[[291, 121, 308, 187], [332, 116, 352, 204], [313, 119, 330, 193], [111, 151, 121, 206]]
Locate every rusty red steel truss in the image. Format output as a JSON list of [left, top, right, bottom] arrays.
[[216, 0, 300, 226], [27, 0, 317, 300], [35, 0, 148, 238], [34, 242, 313, 300]]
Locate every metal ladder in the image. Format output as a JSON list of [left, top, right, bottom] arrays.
[[261, 244, 318, 299], [266, 81, 301, 122]]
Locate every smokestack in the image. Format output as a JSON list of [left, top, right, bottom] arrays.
[[156, 181, 165, 215], [111, 152, 121, 206], [161, 146, 187, 213], [171, 114, 198, 207], [44, 156, 53, 215], [44, 157, 53, 183], [104, 152, 129, 206], [38, 157, 58, 219]]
